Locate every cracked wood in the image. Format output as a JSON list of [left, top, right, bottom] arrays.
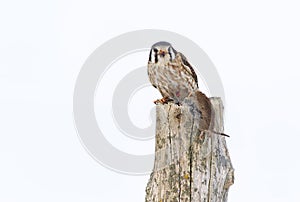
[[145, 97, 234, 202]]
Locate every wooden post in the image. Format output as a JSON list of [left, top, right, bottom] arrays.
[[145, 97, 234, 202]]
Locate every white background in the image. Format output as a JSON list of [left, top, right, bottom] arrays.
[[1, 0, 300, 201]]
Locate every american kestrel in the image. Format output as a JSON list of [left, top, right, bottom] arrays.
[[147, 41, 229, 137], [147, 41, 198, 105]]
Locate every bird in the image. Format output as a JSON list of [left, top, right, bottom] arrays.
[[147, 41, 229, 137], [147, 41, 198, 105]]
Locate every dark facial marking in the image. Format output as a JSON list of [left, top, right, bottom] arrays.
[[152, 48, 158, 63], [148, 49, 152, 61], [168, 47, 172, 60]]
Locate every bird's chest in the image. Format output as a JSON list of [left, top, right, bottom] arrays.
[[150, 64, 178, 87], [149, 64, 195, 101]]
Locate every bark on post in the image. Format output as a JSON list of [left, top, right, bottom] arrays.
[[145, 97, 234, 202]]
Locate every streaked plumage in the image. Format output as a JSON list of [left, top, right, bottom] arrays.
[[147, 41, 198, 104], [147, 41, 229, 137]]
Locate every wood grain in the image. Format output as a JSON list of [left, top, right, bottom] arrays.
[[145, 97, 234, 202]]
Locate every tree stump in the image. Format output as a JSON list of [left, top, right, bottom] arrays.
[[145, 97, 234, 202]]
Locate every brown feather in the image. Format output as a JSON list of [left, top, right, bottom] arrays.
[[177, 52, 198, 87]]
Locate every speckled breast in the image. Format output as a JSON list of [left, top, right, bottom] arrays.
[[148, 62, 198, 104]]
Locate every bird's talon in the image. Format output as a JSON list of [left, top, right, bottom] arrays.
[[153, 97, 171, 105]]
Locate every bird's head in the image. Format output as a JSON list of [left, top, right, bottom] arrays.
[[149, 41, 177, 65]]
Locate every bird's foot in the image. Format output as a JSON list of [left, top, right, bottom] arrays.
[[154, 97, 172, 105]]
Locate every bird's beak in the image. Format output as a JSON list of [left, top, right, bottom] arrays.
[[158, 50, 166, 57]]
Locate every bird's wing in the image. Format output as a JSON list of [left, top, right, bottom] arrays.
[[178, 52, 198, 86], [147, 62, 157, 88]]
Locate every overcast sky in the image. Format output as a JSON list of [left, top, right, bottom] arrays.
[[1, 1, 300, 201]]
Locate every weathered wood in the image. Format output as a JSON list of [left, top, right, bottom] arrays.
[[145, 97, 234, 202]]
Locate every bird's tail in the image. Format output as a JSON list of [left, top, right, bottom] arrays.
[[211, 130, 230, 137]]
